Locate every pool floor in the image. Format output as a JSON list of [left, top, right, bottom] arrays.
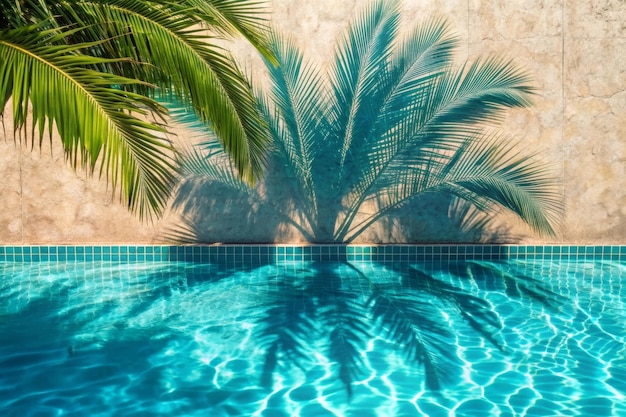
[[0, 259, 625, 416]]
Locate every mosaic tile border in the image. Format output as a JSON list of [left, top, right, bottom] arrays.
[[0, 245, 625, 263]]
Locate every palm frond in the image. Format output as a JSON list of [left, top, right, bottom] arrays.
[[427, 57, 535, 129], [48, 0, 270, 184], [447, 197, 517, 243], [183, 0, 276, 64], [0, 24, 176, 218], [344, 130, 560, 241], [340, 24, 538, 241], [332, 19, 460, 240], [170, 0, 561, 243]]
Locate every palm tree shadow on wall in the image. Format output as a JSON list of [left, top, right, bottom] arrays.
[[165, 0, 560, 244], [165, 129, 519, 244], [166, 179, 519, 244]]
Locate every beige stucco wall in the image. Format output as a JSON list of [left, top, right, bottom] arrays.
[[1, 0, 624, 244]]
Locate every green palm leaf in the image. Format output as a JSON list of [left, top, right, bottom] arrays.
[[1, 0, 274, 219], [52, 0, 270, 183], [184, 0, 275, 63], [0, 25, 175, 219]]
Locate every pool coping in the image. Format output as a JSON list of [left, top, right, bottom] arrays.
[[0, 245, 625, 263]]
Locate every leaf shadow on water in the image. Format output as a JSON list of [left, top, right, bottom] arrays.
[[0, 261, 276, 416], [253, 259, 569, 398]]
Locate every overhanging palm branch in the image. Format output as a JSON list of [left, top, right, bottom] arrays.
[[58, 0, 273, 183], [0, 25, 175, 217], [0, 0, 274, 217]]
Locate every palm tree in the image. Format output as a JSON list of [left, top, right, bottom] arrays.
[[177, 0, 562, 243], [0, 0, 274, 219]]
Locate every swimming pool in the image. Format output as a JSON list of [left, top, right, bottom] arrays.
[[1, 246, 625, 416]]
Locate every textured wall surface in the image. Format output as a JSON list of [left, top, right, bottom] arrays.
[[1, 0, 624, 244]]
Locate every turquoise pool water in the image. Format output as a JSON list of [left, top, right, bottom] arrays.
[[1, 256, 625, 416]]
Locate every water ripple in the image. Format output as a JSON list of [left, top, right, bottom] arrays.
[[0, 259, 625, 416]]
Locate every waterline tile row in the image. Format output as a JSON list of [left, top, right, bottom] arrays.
[[1, 245, 625, 263]]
